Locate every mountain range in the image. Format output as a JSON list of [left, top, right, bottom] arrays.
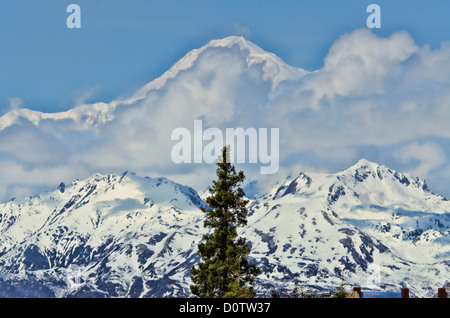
[[0, 36, 306, 132], [0, 159, 449, 297], [0, 34, 449, 298], [0, 35, 314, 204]]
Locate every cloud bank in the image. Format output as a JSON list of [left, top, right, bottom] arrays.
[[1, 29, 450, 200]]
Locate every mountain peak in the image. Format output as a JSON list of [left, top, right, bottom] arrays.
[[0, 36, 308, 133], [351, 158, 379, 169], [203, 36, 265, 55], [204, 35, 247, 47], [1, 163, 449, 298], [132, 36, 308, 100]]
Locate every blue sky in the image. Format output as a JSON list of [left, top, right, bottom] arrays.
[[1, 1, 450, 201], [1, 0, 449, 114]]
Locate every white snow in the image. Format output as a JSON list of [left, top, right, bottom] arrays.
[[0, 160, 449, 297]]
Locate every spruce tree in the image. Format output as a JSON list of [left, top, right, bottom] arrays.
[[190, 146, 260, 298], [332, 276, 349, 298]]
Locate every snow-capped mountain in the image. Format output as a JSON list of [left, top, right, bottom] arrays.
[[131, 36, 308, 100], [0, 35, 312, 204], [0, 172, 208, 297], [243, 159, 450, 297], [0, 160, 449, 297], [0, 36, 307, 133]]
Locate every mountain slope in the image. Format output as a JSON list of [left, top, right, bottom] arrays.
[[0, 160, 449, 297], [243, 159, 450, 296], [0, 172, 207, 297], [0, 36, 311, 204], [132, 36, 308, 101], [0, 36, 307, 132]]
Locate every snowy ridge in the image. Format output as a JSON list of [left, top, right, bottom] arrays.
[[0, 36, 307, 132], [131, 36, 308, 101], [244, 159, 450, 296], [0, 160, 449, 297], [0, 102, 117, 131], [0, 171, 207, 297]]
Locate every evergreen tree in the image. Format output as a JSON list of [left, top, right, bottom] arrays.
[[190, 146, 260, 298], [332, 276, 349, 298]]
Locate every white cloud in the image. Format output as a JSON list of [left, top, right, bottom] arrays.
[[0, 160, 90, 200], [7, 97, 24, 111], [225, 23, 252, 38], [396, 142, 447, 179], [72, 85, 101, 107], [1, 29, 450, 200], [299, 29, 418, 107]]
